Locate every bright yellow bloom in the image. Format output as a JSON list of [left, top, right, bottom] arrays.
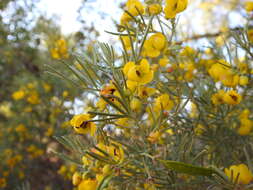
[[126, 0, 144, 16], [96, 98, 107, 110], [180, 46, 196, 57], [238, 117, 252, 136], [62, 90, 69, 98], [223, 90, 242, 105], [159, 57, 169, 67], [245, 1, 253, 12], [147, 131, 162, 143], [50, 39, 69, 59], [164, 0, 188, 19], [137, 86, 156, 98], [211, 90, 225, 105], [221, 73, 239, 87], [225, 164, 253, 184], [123, 59, 154, 85], [208, 61, 239, 87], [130, 98, 142, 112], [120, 12, 132, 25], [208, 61, 230, 81], [126, 80, 139, 91], [143, 33, 166, 58], [154, 94, 174, 112], [120, 0, 144, 25], [239, 109, 250, 120], [147, 3, 162, 15], [12, 90, 25, 100], [95, 142, 124, 163], [121, 35, 134, 50], [239, 76, 249, 86], [238, 125, 252, 136], [78, 179, 98, 190], [27, 91, 40, 104], [72, 172, 82, 186], [70, 114, 96, 136]]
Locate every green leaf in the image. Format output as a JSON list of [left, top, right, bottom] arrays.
[[160, 160, 215, 176], [96, 174, 113, 190]]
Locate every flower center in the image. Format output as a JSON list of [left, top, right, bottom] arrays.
[[230, 94, 238, 102], [80, 121, 89, 129], [136, 70, 141, 77]]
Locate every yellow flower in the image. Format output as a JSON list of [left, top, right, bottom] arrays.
[[147, 3, 162, 15], [247, 29, 253, 43], [225, 164, 253, 184], [223, 90, 242, 105], [239, 109, 250, 120], [238, 118, 252, 136], [0, 178, 7, 188], [211, 90, 225, 105], [96, 98, 107, 111], [130, 97, 142, 112], [245, 1, 253, 12], [12, 90, 25, 100], [147, 131, 161, 143], [164, 0, 188, 19], [189, 103, 198, 118], [123, 59, 154, 85], [72, 172, 82, 186], [158, 57, 169, 67], [120, 0, 144, 25], [0, 102, 13, 117], [154, 94, 174, 112], [120, 12, 132, 25], [15, 124, 27, 133], [50, 39, 69, 59], [62, 90, 69, 98], [221, 73, 239, 87], [239, 76, 249, 86], [95, 142, 124, 163], [180, 46, 196, 57], [238, 125, 252, 136], [45, 127, 54, 137], [126, 0, 144, 16], [143, 33, 166, 58], [144, 183, 156, 190], [126, 80, 139, 91], [194, 124, 205, 136], [43, 83, 52, 92], [137, 86, 156, 98], [208, 61, 230, 81], [121, 35, 134, 51], [70, 114, 96, 136], [208, 61, 239, 87], [27, 91, 40, 104], [78, 179, 98, 190]]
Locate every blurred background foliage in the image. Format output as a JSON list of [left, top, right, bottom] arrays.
[[0, 0, 252, 190], [0, 0, 98, 189]]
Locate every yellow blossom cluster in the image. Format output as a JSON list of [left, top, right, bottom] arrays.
[[54, 0, 253, 189], [50, 39, 69, 59]]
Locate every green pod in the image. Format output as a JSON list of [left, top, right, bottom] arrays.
[[160, 160, 215, 176]]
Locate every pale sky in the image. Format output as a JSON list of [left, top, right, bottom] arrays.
[[37, 0, 122, 41]]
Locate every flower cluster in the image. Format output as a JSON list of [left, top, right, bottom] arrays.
[[56, 0, 253, 189]]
